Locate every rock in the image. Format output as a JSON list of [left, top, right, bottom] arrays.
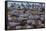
[[27, 20, 35, 25], [26, 25, 33, 28], [29, 15, 34, 19], [9, 22, 20, 26], [34, 15, 40, 20], [8, 15, 12, 21], [16, 26, 22, 29]]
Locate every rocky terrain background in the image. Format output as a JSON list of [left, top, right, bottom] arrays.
[[6, 2, 45, 30]]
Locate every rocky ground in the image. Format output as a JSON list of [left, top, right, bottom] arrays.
[[6, 2, 45, 30]]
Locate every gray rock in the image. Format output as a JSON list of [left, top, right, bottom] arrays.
[[16, 26, 22, 29], [29, 15, 34, 19], [34, 15, 40, 19], [9, 22, 20, 26]]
